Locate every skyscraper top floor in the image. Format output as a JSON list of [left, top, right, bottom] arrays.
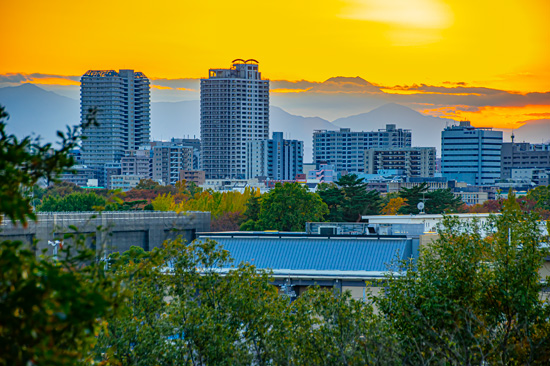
[[206, 59, 263, 80]]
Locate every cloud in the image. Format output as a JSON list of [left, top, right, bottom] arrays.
[[341, 0, 453, 29], [0, 73, 79, 85]]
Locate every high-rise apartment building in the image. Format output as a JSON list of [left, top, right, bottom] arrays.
[[441, 121, 502, 185], [313, 124, 412, 173], [364, 147, 436, 177], [200, 59, 269, 179], [80, 69, 150, 185], [245, 132, 303, 180]]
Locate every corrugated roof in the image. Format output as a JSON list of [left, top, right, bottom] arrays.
[[198, 237, 411, 272]]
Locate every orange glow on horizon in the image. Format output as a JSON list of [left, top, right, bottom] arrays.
[[0, 0, 548, 131]]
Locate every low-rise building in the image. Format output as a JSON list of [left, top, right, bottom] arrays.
[[110, 174, 143, 191], [179, 170, 206, 185]]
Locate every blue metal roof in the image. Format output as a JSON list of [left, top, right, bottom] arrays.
[[198, 237, 411, 272]]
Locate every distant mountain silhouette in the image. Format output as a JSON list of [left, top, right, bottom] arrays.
[[0, 83, 80, 142], [270, 106, 336, 160], [151, 100, 201, 140], [3, 85, 547, 161], [0, 84, 336, 160], [332, 103, 455, 149], [310, 76, 381, 93], [512, 119, 550, 144]]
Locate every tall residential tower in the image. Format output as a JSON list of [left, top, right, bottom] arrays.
[[200, 59, 269, 179], [80, 69, 150, 185]]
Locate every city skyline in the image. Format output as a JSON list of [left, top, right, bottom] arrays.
[[1, 1, 549, 132]]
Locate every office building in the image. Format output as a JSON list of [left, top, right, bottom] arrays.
[[441, 121, 502, 185], [364, 147, 436, 177], [501, 142, 550, 179], [80, 69, 150, 185], [200, 59, 269, 179], [245, 132, 303, 180], [313, 124, 412, 173]]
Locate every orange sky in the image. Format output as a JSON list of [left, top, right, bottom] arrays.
[[1, 0, 549, 128]]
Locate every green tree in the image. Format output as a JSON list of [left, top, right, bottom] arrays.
[[256, 182, 328, 231], [38, 191, 108, 212], [378, 193, 550, 365], [398, 183, 463, 214], [317, 182, 345, 221], [0, 105, 126, 365], [318, 174, 382, 221], [527, 185, 550, 211]]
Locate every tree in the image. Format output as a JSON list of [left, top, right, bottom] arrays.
[[317, 182, 345, 221], [38, 191, 108, 212], [398, 183, 463, 214], [255, 182, 328, 231], [377, 193, 550, 365], [318, 174, 382, 222], [0, 105, 126, 365], [527, 185, 550, 211], [381, 197, 406, 215]]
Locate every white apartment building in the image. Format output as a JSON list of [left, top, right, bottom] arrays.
[[245, 132, 303, 180], [313, 124, 412, 174], [200, 59, 269, 179]]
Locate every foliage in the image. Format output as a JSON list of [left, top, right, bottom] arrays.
[[246, 182, 328, 231], [152, 193, 177, 211], [211, 211, 243, 231], [398, 183, 463, 214], [527, 185, 550, 211], [175, 188, 257, 219], [377, 193, 550, 365], [0, 105, 96, 225], [318, 174, 382, 222], [0, 105, 126, 365], [381, 197, 406, 215], [38, 192, 109, 212]]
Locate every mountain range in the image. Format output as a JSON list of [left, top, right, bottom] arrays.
[[0, 84, 546, 161]]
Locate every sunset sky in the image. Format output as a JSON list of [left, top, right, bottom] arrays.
[[1, 0, 549, 129]]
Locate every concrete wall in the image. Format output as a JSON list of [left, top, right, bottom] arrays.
[[0, 211, 210, 256]]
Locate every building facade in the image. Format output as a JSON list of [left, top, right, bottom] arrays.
[[200, 59, 269, 179], [441, 121, 502, 185], [245, 132, 303, 180], [501, 142, 550, 179], [80, 70, 150, 185], [364, 147, 436, 177], [121, 148, 153, 179], [313, 124, 412, 173], [151, 141, 194, 186]]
